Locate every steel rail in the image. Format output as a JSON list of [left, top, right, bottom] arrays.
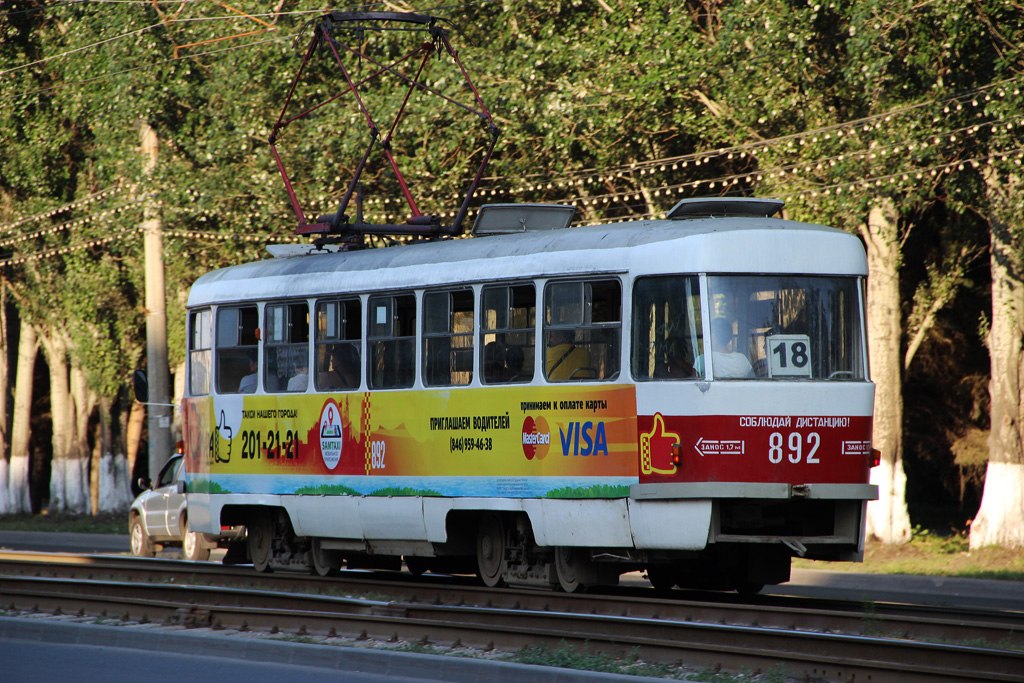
[[2, 551, 1021, 648], [1, 559, 1022, 682]]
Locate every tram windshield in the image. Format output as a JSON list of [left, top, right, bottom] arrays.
[[632, 274, 866, 382], [707, 275, 866, 381]]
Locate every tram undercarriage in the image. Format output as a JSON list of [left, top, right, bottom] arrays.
[[216, 496, 866, 594]]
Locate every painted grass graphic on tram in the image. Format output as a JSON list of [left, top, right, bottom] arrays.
[[545, 484, 629, 499], [187, 479, 231, 494], [294, 483, 442, 497]]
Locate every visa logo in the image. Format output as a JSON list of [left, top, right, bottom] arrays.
[[559, 421, 609, 456]]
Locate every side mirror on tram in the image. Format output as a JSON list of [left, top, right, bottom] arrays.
[[132, 370, 149, 403]]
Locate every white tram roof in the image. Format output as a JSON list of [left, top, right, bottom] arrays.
[[188, 211, 867, 307]]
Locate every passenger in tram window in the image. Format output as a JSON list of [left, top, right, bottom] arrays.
[[238, 357, 258, 393], [694, 318, 754, 378], [546, 328, 593, 381], [655, 338, 695, 379], [287, 358, 309, 391], [483, 341, 508, 383], [505, 344, 525, 381], [320, 344, 359, 389]]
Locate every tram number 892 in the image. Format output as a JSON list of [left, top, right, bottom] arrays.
[[768, 431, 820, 464]]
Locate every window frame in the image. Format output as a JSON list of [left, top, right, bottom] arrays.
[[215, 304, 260, 394], [188, 308, 213, 396], [315, 298, 363, 392], [367, 292, 417, 390], [264, 300, 311, 393], [543, 277, 622, 383], [479, 282, 536, 385], [422, 288, 475, 387]]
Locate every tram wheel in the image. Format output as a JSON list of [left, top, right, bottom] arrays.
[[248, 510, 274, 573], [405, 556, 428, 577], [736, 581, 765, 596], [645, 565, 677, 592], [476, 514, 506, 588], [554, 546, 584, 593], [311, 538, 340, 577]]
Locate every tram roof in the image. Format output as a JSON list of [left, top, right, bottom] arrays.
[[188, 214, 867, 307]]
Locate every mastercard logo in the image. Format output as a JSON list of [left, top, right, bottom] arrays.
[[522, 416, 551, 460]]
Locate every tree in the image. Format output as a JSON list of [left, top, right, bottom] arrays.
[[971, 167, 1024, 548]]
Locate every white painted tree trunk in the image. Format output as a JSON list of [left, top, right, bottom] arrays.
[[860, 199, 912, 544], [97, 453, 132, 512], [0, 458, 9, 514], [40, 328, 82, 514], [9, 321, 37, 514], [971, 171, 1024, 549], [0, 285, 8, 512], [69, 365, 94, 514]]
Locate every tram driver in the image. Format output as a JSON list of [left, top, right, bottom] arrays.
[[694, 318, 754, 378]]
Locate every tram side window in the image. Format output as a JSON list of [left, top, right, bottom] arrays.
[[545, 279, 621, 382], [265, 302, 310, 392], [315, 299, 362, 391], [216, 306, 259, 394], [189, 309, 213, 396], [481, 284, 535, 384], [368, 294, 416, 389], [632, 276, 703, 380], [424, 289, 474, 387]]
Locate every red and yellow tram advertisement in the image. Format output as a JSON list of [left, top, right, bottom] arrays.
[[637, 413, 873, 485], [182, 385, 638, 497]]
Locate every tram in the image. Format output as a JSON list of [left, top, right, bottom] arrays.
[[180, 197, 877, 592]]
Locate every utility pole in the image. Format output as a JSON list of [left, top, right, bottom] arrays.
[[140, 122, 173, 477]]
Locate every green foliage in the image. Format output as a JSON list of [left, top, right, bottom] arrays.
[[1, 0, 1023, 528], [507, 641, 673, 678]]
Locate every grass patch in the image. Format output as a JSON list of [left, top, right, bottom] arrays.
[[794, 527, 1024, 582], [506, 642, 674, 678], [0, 513, 124, 534]]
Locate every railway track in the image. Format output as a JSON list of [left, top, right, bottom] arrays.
[[2, 551, 1022, 682]]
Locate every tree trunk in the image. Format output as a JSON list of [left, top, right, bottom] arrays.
[[125, 399, 146, 482], [70, 365, 95, 514], [39, 327, 84, 514], [9, 321, 37, 514], [860, 198, 912, 544], [0, 286, 8, 514], [97, 396, 130, 513], [971, 170, 1024, 549]]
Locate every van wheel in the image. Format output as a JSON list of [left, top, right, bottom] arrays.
[[183, 520, 210, 562], [130, 516, 155, 558]]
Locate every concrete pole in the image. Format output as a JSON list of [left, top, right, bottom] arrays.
[[140, 122, 173, 477]]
